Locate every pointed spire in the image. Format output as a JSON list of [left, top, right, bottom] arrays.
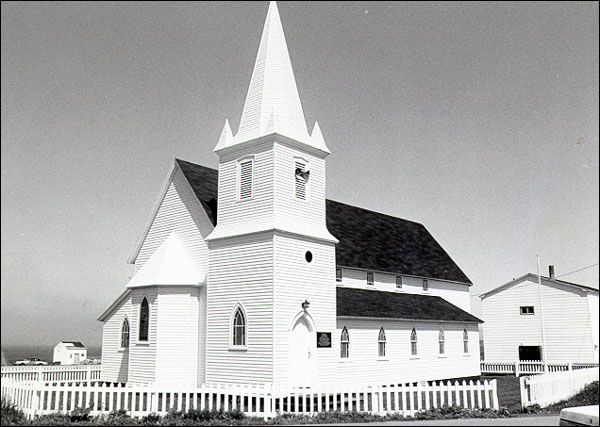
[[310, 121, 330, 153], [230, 1, 315, 149], [127, 232, 201, 288], [213, 119, 233, 152]]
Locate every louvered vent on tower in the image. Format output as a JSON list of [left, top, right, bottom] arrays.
[[295, 161, 306, 200], [239, 159, 253, 200]]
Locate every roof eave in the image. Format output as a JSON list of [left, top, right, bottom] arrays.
[[337, 315, 482, 324]]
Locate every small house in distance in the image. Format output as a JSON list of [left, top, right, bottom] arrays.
[[53, 341, 88, 365], [480, 266, 599, 363]]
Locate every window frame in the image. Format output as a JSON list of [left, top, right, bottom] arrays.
[[410, 327, 418, 357], [120, 317, 130, 350], [340, 327, 350, 359], [520, 306, 535, 315], [230, 304, 248, 350], [463, 328, 469, 354], [378, 327, 387, 359], [367, 272, 374, 286], [438, 327, 445, 355], [138, 297, 150, 343], [294, 157, 309, 200], [396, 276, 403, 289], [237, 157, 255, 201]]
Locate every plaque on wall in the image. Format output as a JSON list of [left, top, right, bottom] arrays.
[[317, 332, 332, 348]]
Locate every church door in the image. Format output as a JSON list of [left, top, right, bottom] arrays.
[[289, 316, 316, 386]]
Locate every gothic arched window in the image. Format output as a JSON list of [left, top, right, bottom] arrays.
[[232, 307, 246, 347], [121, 318, 130, 349], [410, 328, 418, 356], [139, 298, 149, 342], [340, 327, 350, 359], [378, 327, 386, 357], [463, 328, 469, 354]]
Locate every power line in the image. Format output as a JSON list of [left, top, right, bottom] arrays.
[[555, 263, 599, 279]]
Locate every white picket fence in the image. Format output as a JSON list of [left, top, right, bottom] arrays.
[[519, 367, 599, 408], [0, 376, 499, 420], [480, 360, 598, 376], [1, 365, 102, 382]]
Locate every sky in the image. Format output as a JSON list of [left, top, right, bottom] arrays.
[[1, 1, 598, 348]]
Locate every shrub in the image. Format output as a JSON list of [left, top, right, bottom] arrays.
[[1, 397, 26, 426], [524, 381, 600, 414], [70, 406, 91, 422]]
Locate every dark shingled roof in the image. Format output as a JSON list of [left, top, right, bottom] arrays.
[[62, 341, 86, 348], [326, 201, 471, 284], [176, 159, 471, 285], [176, 159, 219, 225], [337, 287, 482, 323]]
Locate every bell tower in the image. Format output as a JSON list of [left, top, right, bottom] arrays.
[[205, 1, 338, 386]]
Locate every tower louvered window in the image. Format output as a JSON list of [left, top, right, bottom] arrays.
[[239, 159, 253, 200], [295, 161, 307, 199]]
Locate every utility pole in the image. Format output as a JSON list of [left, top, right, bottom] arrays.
[[537, 255, 548, 371]]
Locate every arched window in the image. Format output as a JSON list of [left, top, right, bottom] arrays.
[[340, 327, 350, 359], [410, 328, 418, 356], [463, 328, 469, 354], [139, 298, 149, 342], [378, 327, 386, 357], [121, 318, 130, 349], [232, 307, 246, 347], [438, 328, 445, 355]]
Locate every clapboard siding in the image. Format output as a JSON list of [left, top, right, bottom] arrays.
[[482, 278, 597, 362], [155, 286, 200, 386], [588, 293, 599, 362], [128, 288, 158, 383], [338, 268, 471, 313], [206, 233, 274, 384], [136, 167, 212, 282], [197, 285, 208, 385], [100, 295, 132, 383], [272, 142, 331, 240], [273, 233, 337, 386], [209, 142, 275, 239], [335, 319, 480, 384]]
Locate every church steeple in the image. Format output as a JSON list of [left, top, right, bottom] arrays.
[[215, 1, 329, 154]]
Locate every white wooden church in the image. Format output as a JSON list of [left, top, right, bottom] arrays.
[[98, 2, 482, 387]]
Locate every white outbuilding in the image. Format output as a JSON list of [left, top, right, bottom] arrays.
[[481, 266, 599, 363], [53, 341, 88, 365], [98, 2, 482, 387]]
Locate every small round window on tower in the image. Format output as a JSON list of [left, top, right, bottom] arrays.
[[305, 251, 313, 263]]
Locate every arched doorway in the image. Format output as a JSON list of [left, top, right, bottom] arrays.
[[289, 315, 316, 386]]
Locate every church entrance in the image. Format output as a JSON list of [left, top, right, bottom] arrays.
[[289, 316, 316, 386]]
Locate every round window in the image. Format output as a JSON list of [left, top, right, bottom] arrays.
[[305, 251, 313, 263]]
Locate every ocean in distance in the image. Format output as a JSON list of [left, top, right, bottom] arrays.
[[2, 345, 102, 364]]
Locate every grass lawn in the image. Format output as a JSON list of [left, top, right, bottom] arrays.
[[481, 375, 522, 412]]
